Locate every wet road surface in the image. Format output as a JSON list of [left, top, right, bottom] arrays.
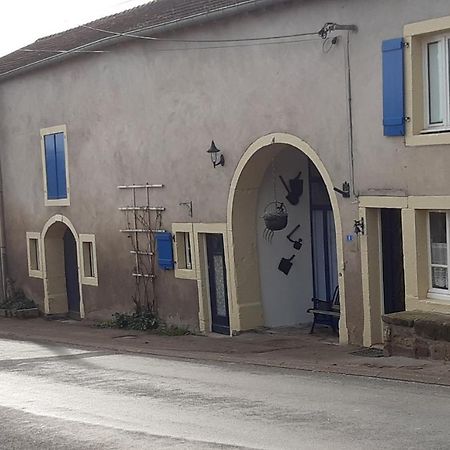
[[0, 338, 449, 449]]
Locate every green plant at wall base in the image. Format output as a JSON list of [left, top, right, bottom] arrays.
[[97, 312, 190, 335], [0, 287, 36, 310], [98, 311, 159, 331]]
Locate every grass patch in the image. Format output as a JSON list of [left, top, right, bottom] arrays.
[[97, 311, 190, 336], [97, 311, 159, 331]]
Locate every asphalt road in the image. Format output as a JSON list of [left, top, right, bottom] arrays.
[[0, 338, 449, 450]]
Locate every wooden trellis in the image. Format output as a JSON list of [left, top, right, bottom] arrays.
[[118, 183, 165, 314]]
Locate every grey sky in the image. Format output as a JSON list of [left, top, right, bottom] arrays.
[[0, 0, 149, 57]]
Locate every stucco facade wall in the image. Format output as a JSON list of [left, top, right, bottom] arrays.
[[1, 0, 449, 339]]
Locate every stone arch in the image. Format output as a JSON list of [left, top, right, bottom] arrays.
[[226, 132, 348, 343], [41, 215, 84, 318]]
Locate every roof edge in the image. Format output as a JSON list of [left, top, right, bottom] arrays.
[[0, 0, 279, 82]]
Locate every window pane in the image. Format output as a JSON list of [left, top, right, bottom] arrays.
[[432, 266, 448, 289], [54, 132, 67, 199], [448, 38, 450, 116], [212, 253, 227, 317], [428, 41, 443, 124], [430, 212, 447, 265], [44, 134, 58, 199], [183, 233, 192, 270], [30, 239, 39, 271], [83, 241, 94, 277]]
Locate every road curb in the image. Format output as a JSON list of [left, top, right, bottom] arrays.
[[1, 330, 450, 387]]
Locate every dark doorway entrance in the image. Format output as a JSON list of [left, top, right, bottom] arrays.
[[381, 209, 405, 314], [206, 234, 230, 334], [309, 163, 338, 301], [64, 229, 81, 316]]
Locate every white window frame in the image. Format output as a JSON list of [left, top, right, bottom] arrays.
[[40, 124, 71, 207], [427, 211, 450, 299], [26, 232, 43, 278], [79, 234, 98, 286], [422, 34, 450, 132], [172, 223, 196, 280], [404, 15, 450, 145]]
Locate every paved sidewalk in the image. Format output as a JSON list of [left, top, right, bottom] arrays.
[[0, 317, 449, 385]]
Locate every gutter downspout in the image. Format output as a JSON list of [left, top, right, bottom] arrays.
[[344, 30, 357, 198], [0, 162, 8, 301], [344, 29, 358, 346], [0, 0, 282, 81]]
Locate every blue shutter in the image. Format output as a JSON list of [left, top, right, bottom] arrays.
[[44, 134, 58, 199], [155, 232, 174, 270], [382, 38, 405, 136], [54, 132, 67, 198]]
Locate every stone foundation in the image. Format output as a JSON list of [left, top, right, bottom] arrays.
[[383, 311, 450, 361]]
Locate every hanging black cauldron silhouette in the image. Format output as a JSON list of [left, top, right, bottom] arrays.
[[262, 201, 288, 242]]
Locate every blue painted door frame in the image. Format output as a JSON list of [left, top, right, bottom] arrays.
[[64, 229, 81, 314]]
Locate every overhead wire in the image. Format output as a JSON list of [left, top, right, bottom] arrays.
[[18, 49, 111, 54], [16, 32, 323, 56], [115, 35, 322, 52], [0, 23, 335, 77], [81, 24, 320, 43]]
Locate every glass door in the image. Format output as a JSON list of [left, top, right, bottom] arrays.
[[206, 234, 230, 334]]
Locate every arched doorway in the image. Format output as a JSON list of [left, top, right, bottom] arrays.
[[42, 215, 84, 318], [227, 133, 348, 343]]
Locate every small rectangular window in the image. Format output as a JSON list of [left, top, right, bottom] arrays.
[[429, 211, 449, 293], [26, 232, 42, 278], [175, 232, 193, 270], [82, 241, 95, 278], [183, 232, 193, 270], [29, 239, 40, 271], [172, 224, 196, 280], [40, 125, 70, 206], [79, 234, 98, 286]]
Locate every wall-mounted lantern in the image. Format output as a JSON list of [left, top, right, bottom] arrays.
[[207, 140, 225, 168]]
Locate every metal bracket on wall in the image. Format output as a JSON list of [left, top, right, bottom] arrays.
[[318, 22, 358, 39], [334, 182, 351, 198], [354, 218, 365, 235]]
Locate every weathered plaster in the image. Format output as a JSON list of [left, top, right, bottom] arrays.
[[4, 0, 450, 339]]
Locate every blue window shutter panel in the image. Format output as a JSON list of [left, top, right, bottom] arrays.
[[155, 232, 174, 270], [54, 132, 67, 198], [44, 134, 58, 199], [382, 38, 405, 136]]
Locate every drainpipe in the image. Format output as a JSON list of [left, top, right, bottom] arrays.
[[0, 162, 8, 301], [344, 30, 357, 198]]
